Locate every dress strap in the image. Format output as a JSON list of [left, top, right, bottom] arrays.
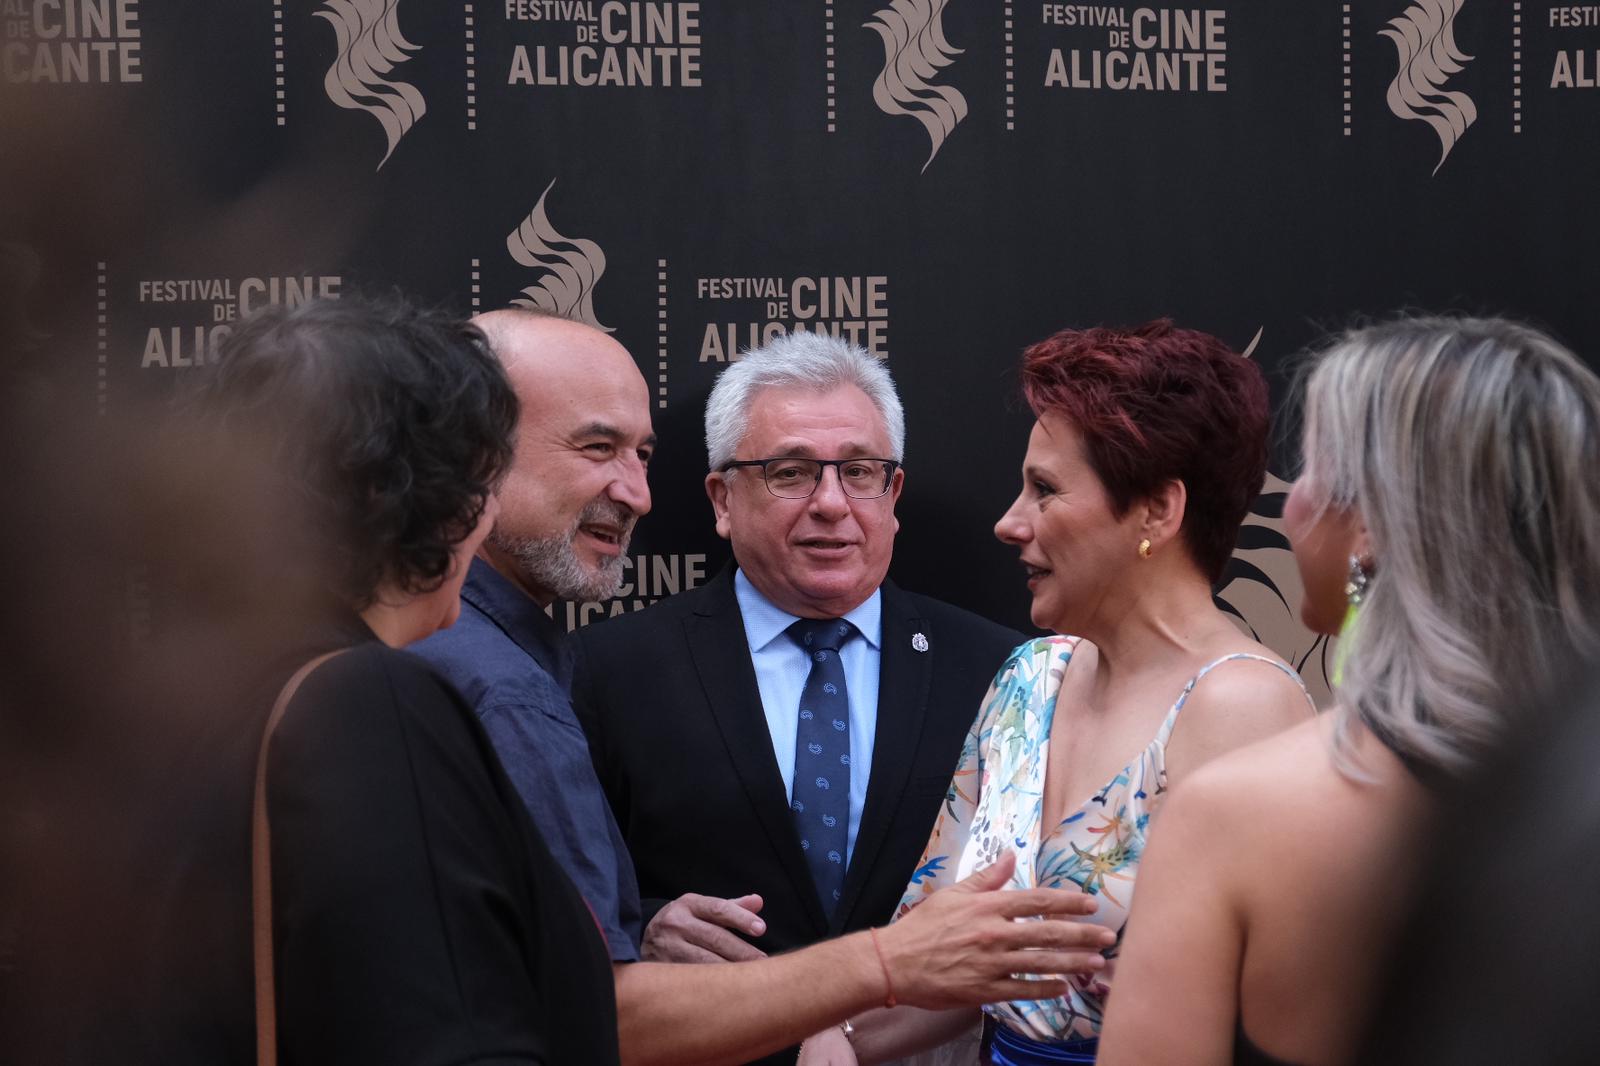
[[1155, 653, 1311, 747]]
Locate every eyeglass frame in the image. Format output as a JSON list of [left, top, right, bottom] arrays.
[[718, 456, 903, 500]]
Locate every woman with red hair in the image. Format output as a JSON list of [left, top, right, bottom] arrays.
[[799, 321, 1313, 1065]]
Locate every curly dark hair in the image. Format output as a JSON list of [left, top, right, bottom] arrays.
[[181, 295, 518, 609]]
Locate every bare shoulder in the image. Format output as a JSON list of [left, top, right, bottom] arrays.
[[1192, 714, 1329, 789], [1164, 647, 1316, 781], [1136, 717, 1337, 966], [1186, 647, 1313, 722], [1162, 716, 1331, 836]]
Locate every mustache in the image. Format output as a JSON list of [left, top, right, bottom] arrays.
[[576, 498, 637, 546]]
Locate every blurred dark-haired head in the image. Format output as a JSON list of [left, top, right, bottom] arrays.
[[0, 294, 519, 1058], [1017, 319, 1270, 583], [179, 295, 518, 611]]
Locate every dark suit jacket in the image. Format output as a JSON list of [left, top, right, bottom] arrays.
[[572, 564, 1022, 965]]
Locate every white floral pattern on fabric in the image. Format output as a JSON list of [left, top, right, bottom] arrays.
[[893, 636, 1307, 1043]]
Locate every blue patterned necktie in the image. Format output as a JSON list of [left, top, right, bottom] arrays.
[[786, 617, 856, 917]]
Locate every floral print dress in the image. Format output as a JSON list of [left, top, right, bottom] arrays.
[[893, 636, 1308, 1042]]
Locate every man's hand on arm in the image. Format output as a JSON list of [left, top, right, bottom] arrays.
[[641, 892, 768, 963], [614, 852, 1116, 1066]]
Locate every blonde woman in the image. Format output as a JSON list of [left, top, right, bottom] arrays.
[[1098, 317, 1600, 1066]]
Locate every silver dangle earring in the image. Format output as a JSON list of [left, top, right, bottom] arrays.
[[1344, 554, 1370, 607]]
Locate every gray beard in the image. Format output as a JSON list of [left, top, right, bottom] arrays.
[[489, 507, 632, 603]]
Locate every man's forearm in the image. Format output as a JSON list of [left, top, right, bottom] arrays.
[[614, 931, 884, 1066], [612, 852, 1114, 1064]]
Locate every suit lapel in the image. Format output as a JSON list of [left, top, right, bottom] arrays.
[[832, 582, 932, 933], [684, 567, 829, 934]]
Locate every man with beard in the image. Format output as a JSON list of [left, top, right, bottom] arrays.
[[416, 308, 781, 966], [410, 307, 681, 962]]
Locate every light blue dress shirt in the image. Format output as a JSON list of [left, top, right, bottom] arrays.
[[734, 569, 881, 865]]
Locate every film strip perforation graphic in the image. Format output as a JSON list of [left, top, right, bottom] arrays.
[[96, 262, 108, 415], [825, 0, 837, 132], [274, 0, 286, 125], [1342, 3, 1352, 136], [656, 259, 668, 409], [1005, 2, 1015, 130], [1512, 1, 1522, 133], [466, 3, 478, 130], [470, 258, 482, 313]]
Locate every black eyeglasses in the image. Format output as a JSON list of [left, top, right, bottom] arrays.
[[720, 457, 901, 500]]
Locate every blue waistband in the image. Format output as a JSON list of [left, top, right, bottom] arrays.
[[990, 1024, 1099, 1065]]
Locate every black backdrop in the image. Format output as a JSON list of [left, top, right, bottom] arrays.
[[6, 0, 1599, 704]]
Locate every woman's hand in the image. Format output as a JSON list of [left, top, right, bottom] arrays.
[[797, 1025, 858, 1066]]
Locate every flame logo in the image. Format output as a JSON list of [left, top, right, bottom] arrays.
[[315, 0, 427, 170], [1215, 473, 1334, 709], [506, 180, 613, 332], [1379, 0, 1477, 175], [865, 0, 968, 173]]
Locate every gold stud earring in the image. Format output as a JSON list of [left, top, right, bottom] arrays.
[[1138, 538, 1153, 559]]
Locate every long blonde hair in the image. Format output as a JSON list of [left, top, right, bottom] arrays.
[[1301, 316, 1600, 778]]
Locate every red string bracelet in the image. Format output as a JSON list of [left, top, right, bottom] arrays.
[[867, 927, 898, 1008]]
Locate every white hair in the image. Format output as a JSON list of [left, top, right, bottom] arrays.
[[703, 331, 906, 470], [1301, 316, 1600, 780]]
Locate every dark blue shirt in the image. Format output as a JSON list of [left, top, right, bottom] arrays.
[[412, 558, 643, 960]]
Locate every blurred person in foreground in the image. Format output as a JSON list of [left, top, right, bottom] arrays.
[[413, 312, 1121, 1066], [1096, 316, 1600, 1065], [802, 321, 1314, 1064], [2, 294, 622, 1064]]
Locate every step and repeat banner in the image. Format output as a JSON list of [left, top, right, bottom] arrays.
[[5, 0, 1600, 704]]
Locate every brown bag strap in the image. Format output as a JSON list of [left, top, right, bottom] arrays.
[[252, 650, 345, 1066]]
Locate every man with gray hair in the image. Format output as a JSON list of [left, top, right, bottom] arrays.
[[573, 332, 1024, 1064]]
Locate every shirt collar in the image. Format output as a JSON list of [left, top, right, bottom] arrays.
[[460, 556, 573, 684], [733, 568, 882, 653]]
